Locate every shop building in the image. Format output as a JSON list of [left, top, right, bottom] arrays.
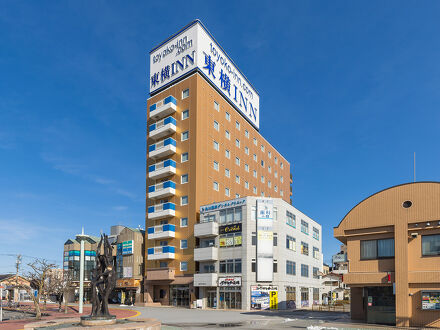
[[334, 182, 440, 327], [145, 20, 293, 307], [194, 196, 322, 310]]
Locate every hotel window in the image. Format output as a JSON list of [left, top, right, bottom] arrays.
[[235, 175, 240, 184], [225, 111, 230, 121], [214, 101, 219, 111], [268, 166, 271, 173], [213, 181, 219, 191], [274, 170, 278, 178], [280, 190, 284, 197], [280, 176, 284, 183], [286, 260, 296, 275], [313, 267, 320, 279], [213, 161, 219, 171], [182, 89, 189, 99], [245, 164, 249, 172], [245, 130, 249, 138], [301, 264, 309, 277], [274, 185, 278, 192], [181, 196, 188, 205], [181, 131, 189, 141], [253, 154, 257, 162], [268, 151, 271, 158], [182, 109, 189, 120], [180, 240, 188, 249], [225, 130, 230, 140], [253, 170, 257, 178], [253, 137, 257, 145], [273, 260, 278, 273], [181, 152, 189, 162], [422, 234, 440, 256], [301, 220, 309, 234], [225, 187, 230, 197], [160, 262, 168, 268], [313, 247, 320, 259], [360, 238, 395, 259], [301, 242, 309, 255], [235, 157, 240, 166], [245, 181, 249, 189], [261, 160, 265, 167], [286, 211, 296, 227], [180, 218, 188, 227], [261, 191, 264, 196], [213, 140, 219, 151], [261, 144, 264, 152], [235, 193, 239, 198], [245, 146, 249, 155], [225, 168, 230, 177], [286, 235, 296, 251], [235, 139, 240, 148], [214, 120, 219, 131], [180, 261, 188, 271], [313, 227, 320, 240], [181, 174, 188, 184], [268, 180, 271, 188], [236, 121, 240, 130], [261, 176, 265, 183], [280, 162, 284, 169], [253, 186, 257, 194], [225, 149, 230, 158], [274, 156, 278, 164]]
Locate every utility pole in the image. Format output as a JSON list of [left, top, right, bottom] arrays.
[[15, 255, 21, 302]]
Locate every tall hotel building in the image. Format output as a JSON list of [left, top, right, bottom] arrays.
[[145, 20, 292, 306]]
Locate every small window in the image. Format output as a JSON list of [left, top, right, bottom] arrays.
[[273, 233, 278, 246], [360, 238, 395, 259], [245, 164, 249, 172], [235, 175, 240, 184], [245, 130, 249, 138], [180, 218, 188, 227], [261, 176, 265, 183], [261, 144, 265, 152], [225, 149, 230, 158], [268, 151, 271, 158], [235, 157, 240, 166], [301, 264, 309, 277], [253, 170, 257, 178], [253, 154, 257, 162], [273, 260, 278, 273], [181, 174, 188, 184], [253, 186, 257, 194], [180, 261, 188, 271], [261, 160, 265, 167], [235, 139, 240, 148], [182, 109, 189, 120], [214, 101, 219, 111], [252, 233, 257, 246], [422, 234, 440, 256], [235, 193, 240, 198], [280, 190, 284, 197], [286, 235, 296, 251], [280, 162, 284, 169], [402, 201, 412, 208], [213, 161, 219, 171], [301, 242, 309, 255], [268, 166, 271, 173], [225, 112, 230, 121], [225, 188, 230, 197], [225, 168, 230, 177], [213, 141, 219, 151], [182, 89, 189, 99], [274, 170, 278, 178], [181, 152, 189, 162], [181, 131, 189, 141], [214, 121, 219, 131], [280, 176, 284, 183], [245, 147, 249, 155], [274, 156, 278, 164], [180, 240, 188, 249], [268, 180, 271, 188], [274, 185, 278, 192], [236, 121, 240, 130], [245, 181, 249, 189], [213, 181, 219, 191], [253, 138, 257, 146], [181, 196, 188, 205], [225, 130, 230, 140], [286, 260, 296, 275]]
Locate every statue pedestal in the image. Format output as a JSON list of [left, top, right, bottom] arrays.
[[80, 315, 117, 326]]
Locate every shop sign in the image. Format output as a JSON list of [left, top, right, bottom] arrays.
[[256, 199, 274, 282], [421, 291, 440, 310], [116, 279, 140, 288], [251, 285, 278, 310], [367, 296, 373, 307], [218, 276, 241, 287], [200, 198, 246, 213], [122, 240, 133, 255], [219, 223, 241, 234], [219, 234, 242, 247], [123, 267, 133, 278], [270, 291, 278, 310]]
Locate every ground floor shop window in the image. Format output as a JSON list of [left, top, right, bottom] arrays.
[[313, 288, 320, 305], [206, 289, 217, 308], [170, 285, 190, 307], [285, 286, 296, 309], [301, 287, 309, 307], [219, 287, 241, 309]]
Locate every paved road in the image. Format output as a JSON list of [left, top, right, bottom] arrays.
[[117, 305, 400, 329]]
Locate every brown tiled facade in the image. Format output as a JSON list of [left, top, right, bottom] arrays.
[[145, 73, 292, 305], [334, 182, 440, 327]]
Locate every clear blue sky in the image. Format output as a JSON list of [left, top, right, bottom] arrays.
[[1, 1, 439, 273]]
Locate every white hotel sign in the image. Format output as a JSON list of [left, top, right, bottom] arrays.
[[149, 20, 260, 129]]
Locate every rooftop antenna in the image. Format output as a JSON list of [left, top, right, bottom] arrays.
[[414, 152, 416, 182]]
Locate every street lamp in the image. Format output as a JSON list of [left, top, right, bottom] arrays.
[[76, 227, 89, 314]]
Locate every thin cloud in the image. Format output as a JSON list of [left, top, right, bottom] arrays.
[[113, 205, 128, 211], [0, 218, 67, 243]]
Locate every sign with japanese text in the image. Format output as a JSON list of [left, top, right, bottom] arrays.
[[218, 276, 241, 287], [256, 199, 274, 282], [150, 20, 260, 129], [251, 285, 278, 310], [200, 198, 246, 213], [422, 291, 440, 310]]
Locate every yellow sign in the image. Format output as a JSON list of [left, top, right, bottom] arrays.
[[270, 291, 278, 309]]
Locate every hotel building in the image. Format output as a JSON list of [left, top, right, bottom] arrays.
[[334, 182, 440, 327], [194, 197, 322, 310], [145, 20, 292, 306]]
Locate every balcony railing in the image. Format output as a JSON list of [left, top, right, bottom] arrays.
[[194, 221, 219, 238], [194, 273, 218, 287], [148, 138, 176, 159], [194, 246, 218, 261], [149, 96, 177, 120], [148, 159, 176, 179], [147, 224, 176, 240], [149, 116, 177, 140], [148, 202, 175, 219], [148, 180, 176, 199], [147, 245, 176, 260]]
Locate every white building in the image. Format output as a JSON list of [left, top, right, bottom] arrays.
[[194, 196, 322, 310]]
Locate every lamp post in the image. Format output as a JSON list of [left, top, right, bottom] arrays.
[[76, 228, 89, 314]]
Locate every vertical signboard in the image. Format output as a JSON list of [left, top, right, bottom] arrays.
[[256, 199, 273, 282]]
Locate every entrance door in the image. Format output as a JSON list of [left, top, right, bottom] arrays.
[[207, 290, 217, 308], [170, 285, 189, 307], [365, 286, 396, 325]]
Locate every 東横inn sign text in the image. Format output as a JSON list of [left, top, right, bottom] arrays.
[[149, 20, 260, 129]]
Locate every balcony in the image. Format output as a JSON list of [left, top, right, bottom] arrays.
[[149, 116, 177, 140], [148, 181, 176, 199], [194, 246, 218, 261], [148, 202, 175, 220], [194, 273, 218, 287], [148, 159, 176, 180], [147, 224, 176, 240], [149, 96, 177, 120], [147, 246, 175, 260], [194, 221, 218, 238], [149, 138, 176, 159], [146, 267, 175, 281]]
